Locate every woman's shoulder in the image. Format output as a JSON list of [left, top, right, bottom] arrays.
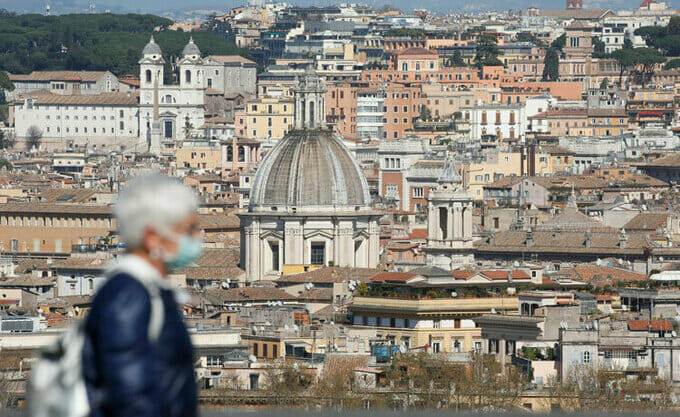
[[92, 273, 151, 311]]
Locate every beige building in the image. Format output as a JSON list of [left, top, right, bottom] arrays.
[[236, 97, 294, 140], [0, 203, 115, 254], [463, 149, 573, 200], [349, 295, 519, 353]]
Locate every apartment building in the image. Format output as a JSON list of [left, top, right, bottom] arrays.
[[0, 203, 115, 254], [235, 97, 294, 139], [463, 104, 527, 142], [326, 83, 357, 137], [382, 84, 424, 140], [356, 88, 384, 139]]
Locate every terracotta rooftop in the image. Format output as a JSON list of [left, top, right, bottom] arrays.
[[9, 70, 108, 82], [20, 91, 138, 106], [279, 267, 379, 284], [628, 319, 672, 332], [0, 203, 112, 215], [624, 213, 668, 231]]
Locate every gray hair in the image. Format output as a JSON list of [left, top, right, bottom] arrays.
[[114, 174, 199, 250]]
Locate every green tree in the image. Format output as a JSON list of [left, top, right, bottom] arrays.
[[0, 72, 13, 92], [542, 47, 559, 81], [419, 105, 432, 121], [0, 130, 15, 150], [551, 33, 566, 50], [599, 77, 609, 89], [592, 37, 607, 58], [474, 33, 503, 69], [452, 50, 466, 66], [25, 125, 43, 152], [517, 32, 544, 46]]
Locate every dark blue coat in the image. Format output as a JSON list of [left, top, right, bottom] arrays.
[[82, 273, 197, 417]]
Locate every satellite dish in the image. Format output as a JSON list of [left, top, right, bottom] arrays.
[[451, 291, 458, 298], [399, 345, 407, 354], [660, 256, 664, 262], [74, 306, 80, 313], [513, 261, 520, 267], [221, 281, 229, 289], [284, 324, 289, 330], [333, 343, 338, 350], [673, 331, 677, 337], [293, 324, 299, 331], [226, 278, 231, 284], [248, 354, 257, 362], [618, 258, 623, 265], [490, 308, 497, 314], [593, 321, 599, 330], [596, 258, 602, 266]]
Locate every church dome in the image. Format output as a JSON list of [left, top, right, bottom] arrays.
[[250, 130, 371, 210], [142, 36, 162, 56], [182, 37, 201, 57]]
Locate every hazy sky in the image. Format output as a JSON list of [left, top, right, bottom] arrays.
[[0, 0, 674, 15]]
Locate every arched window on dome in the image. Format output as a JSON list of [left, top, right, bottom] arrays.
[[185, 70, 192, 84], [145, 70, 152, 83]]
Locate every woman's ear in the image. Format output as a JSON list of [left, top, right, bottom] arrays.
[[141, 226, 162, 256]]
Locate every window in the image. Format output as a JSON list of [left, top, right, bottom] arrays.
[[413, 187, 424, 198], [271, 243, 279, 271], [185, 70, 191, 83], [433, 319, 441, 329], [582, 351, 591, 363], [311, 243, 325, 265]]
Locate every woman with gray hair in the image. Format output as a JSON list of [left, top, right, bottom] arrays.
[[81, 174, 201, 417]]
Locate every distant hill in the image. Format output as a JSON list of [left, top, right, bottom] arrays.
[[1, 0, 669, 14], [0, 11, 250, 77]]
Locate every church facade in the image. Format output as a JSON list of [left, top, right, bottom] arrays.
[[138, 37, 206, 153]]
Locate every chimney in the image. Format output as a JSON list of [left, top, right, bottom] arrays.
[[525, 227, 534, 247], [619, 228, 628, 248], [487, 231, 496, 246], [584, 229, 592, 248]]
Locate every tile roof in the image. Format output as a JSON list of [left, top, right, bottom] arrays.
[[397, 47, 438, 56], [554, 264, 647, 285], [192, 248, 241, 268], [0, 275, 54, 287], [638, 152, 680, 167], [204, 287, 295, 303], [279, 267, 379, 283], [0, 203, 112, 215], [624, 213, 668, 231], [475, 229, 656, 255], [9, 71, 108, 82], [628, 319, 672, 332], [370, 272, 418, 283], [21, 91, 138, 106], [37, 188, 96, 203], [208, 55, 257, 65], [198, 213, 240, 230], [182, 266, 244, 279]]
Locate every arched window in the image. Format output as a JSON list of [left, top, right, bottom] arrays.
[[164, 94, 173, 104], [238, 146, 245, 162], [185, 70, 192, 83], [227, 145, 233, 161], [145, 70, 152, 83]]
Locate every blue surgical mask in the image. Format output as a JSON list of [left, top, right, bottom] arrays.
[[164, 235, 203, 269]]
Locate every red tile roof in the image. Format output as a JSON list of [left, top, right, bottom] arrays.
[[628, 319, 672, 332], [371, 272, 417, 283]]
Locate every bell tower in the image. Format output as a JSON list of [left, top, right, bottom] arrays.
[[424, 158, 475, 269], [294, 67, 327, 130]]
